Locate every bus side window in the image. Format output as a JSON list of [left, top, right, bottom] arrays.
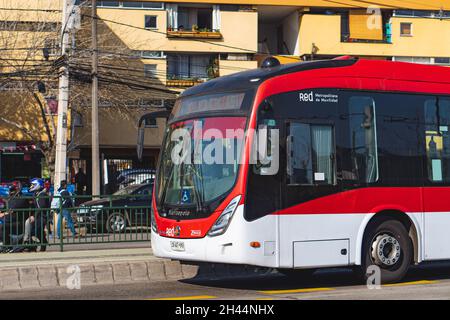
[[424, 97, 450, 182], [287, 122, 335, 185], [347, 96, 379, 183]]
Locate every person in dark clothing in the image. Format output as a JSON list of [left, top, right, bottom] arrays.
[[56, 180, 78, 238], [74, 168, 87, 196], [0, 182, 32, 253], [24, 178, 50, 252]]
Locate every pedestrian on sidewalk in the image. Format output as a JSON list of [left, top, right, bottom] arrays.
[[56, 180, 78, 239], [0, 182, 32, 253], [23, 178, 50, 252]]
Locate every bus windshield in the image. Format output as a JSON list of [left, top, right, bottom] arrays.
[[156, 117, 247, 209]]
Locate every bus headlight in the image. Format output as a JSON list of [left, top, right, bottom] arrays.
[[208, 195, 241, 237]]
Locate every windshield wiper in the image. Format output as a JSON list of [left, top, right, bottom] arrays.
[[159, 161, 175, 211], [191, 138, 206, 212]]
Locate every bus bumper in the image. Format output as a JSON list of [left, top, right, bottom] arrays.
[[151, 205, 279, 268]]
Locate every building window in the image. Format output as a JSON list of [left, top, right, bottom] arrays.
[[144, 15, 157, 29], [123, 1, 144, 8], [144, 64, 157, 78], [167, 54, 216, 80], [167, 4, 220, 32], [44, 38, 59, 56], [142, 51, 165, 59], [139, 98, 164, 108], [99, 1, 120, 7], [424, 98, 450, 182], [394, 10, 450, 19], [132, 51, 165, 59], [142, 2, 164, 9], [393, 56, 432, 64], [400, 22, 412, 36], [434, 57, 450, 65], [144, 118, 158, 128], [97, 1, 163, 9]]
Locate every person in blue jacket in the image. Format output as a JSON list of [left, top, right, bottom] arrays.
[[56, 180, 78, 239]]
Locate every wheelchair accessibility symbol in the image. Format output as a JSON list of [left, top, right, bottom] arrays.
[[181, 189, 191, 204]]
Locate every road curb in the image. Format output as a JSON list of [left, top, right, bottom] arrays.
[[0, 259, 271, 292]]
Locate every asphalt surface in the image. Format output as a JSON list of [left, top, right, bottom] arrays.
[[2, 261, 450, 300]]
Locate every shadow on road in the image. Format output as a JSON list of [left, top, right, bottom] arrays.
[[180, 261, 450, 292]]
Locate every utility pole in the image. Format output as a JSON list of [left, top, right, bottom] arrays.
[[91, 0, 100, 196], [54, 0, 72, 190]]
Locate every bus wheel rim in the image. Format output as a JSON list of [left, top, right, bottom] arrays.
[[371, 233, 401, 267]]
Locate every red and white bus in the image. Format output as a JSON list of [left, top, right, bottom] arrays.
[[140, 57, 450, 283]]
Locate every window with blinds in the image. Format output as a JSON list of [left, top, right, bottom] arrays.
[[349, 9, 383, 40]]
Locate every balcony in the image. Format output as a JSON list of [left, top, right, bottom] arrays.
[[341, 32, 391, 44], [166, 5, 222, 40], [166, 77, 205, 88], [166, 54, 219, 88], [166, 27, 222, 39]]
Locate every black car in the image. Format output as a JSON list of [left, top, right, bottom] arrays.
[[76, 183, 153, 233]]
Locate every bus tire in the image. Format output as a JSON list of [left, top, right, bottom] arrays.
[[277, 268, 316, 279], [359, 217, 413, 284]]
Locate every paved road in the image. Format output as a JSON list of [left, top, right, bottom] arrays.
[[2, 261, 450, 300]]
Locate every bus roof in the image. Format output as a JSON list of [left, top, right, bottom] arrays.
[[181, 58, 450, 99]]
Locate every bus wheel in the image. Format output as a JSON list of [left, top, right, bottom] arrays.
[[360, 218, 413, 284], [277, 268, 316, 280]]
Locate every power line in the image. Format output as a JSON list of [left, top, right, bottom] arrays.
[[0, 7, 61, 13], [70, 53, 254, 72], [70, 68, 176, 95]]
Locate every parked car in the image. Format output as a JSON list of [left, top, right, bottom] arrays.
[[76, 183, 153, 233], [116, 169, 155, 189]]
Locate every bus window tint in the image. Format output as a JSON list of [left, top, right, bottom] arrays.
[[348, 97, 379, 183], [288, 123, 335, 185], [424, 98, 450, 182]]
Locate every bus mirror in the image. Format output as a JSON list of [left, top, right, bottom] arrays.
[[137, 126, 144, 161]]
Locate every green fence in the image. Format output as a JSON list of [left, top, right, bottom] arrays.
[[0, 194, 152, 252]]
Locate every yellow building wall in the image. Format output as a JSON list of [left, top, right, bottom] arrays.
[[219, 60, 258, 76], [151, 0, 450, 10], [299, 14, 450, 58], [0, 0, 61, 22], [0, 92, 55, 142], [73, 109, 166, 148], [96, 7, 258, 53]]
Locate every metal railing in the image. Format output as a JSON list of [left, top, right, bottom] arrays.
[[0, 194, 152, 252]]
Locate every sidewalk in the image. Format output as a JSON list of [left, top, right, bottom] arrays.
[[0, 247, 273, 292], [0, 247, 198, 292]]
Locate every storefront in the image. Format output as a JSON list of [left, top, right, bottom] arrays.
[[0, 142, 45, 184]]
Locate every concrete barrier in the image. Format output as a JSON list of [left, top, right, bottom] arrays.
[[0, 257, 273, 292]]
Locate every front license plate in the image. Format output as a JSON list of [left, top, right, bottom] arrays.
[[170, 241, 185, 252]]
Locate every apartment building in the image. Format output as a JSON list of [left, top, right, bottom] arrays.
[[0, 0, 61, 182]]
